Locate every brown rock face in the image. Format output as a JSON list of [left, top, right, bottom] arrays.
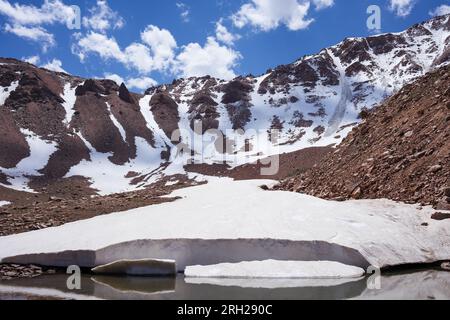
[[277, 64, 450, 208], [188, 91, 220, 134], [38, 134, 90, 180], [72, 93, 131, 165], [4, 68, 67, 138], [75, 79, 118, 96], [106, 93, 155, 149], [221, 78, 254, 130], [0, 59, 68, 168], [150, 92, 180, 141], [0, 110, 29, 168]]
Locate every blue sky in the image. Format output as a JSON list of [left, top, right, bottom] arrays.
[[0, 0, 449, 91]]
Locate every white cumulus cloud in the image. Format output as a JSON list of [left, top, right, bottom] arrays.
[[231, 0, 334, 32], [313, 0, 334, 10], [0, 0, 79, 50], [4, 23, 55, 51], [41, 58, 66, 73], [104, 73, 157, 92], [0, 0, 77, 26], [104, 73, 124, 85], [124, 43, 154, 74], [72, 31, 126, 62], [82, 0, 124, 33], [73, 25, 178, 75], [215, 20, 241, 46], [429, 4, 450, 17], [140, 25, 177, 71], [175, 37, 241, 80], [125, 76, 157, 91], [23, 55, 40, 65], [389, 0, 415, 17]]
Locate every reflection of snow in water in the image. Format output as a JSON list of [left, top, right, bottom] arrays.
[[0, 270, 449, 300]]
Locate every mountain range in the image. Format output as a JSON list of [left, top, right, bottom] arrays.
[[0, 14, 449, 196]]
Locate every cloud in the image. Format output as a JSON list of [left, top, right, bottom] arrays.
[[176, 2, 190, 22], [125, 76, 158, 90], [175, 37, 241, 80], [0, 0, 77, 26], [73, 22, 239, 80], [215, 20, 241, 45], [140, 25, 177, 70], [72, 31, 126, 62], [0, 0, 78, 50], [313, 0, 334, 10], [74, 26, 177, 75], [23, 55, 40, 65], [429, 4, 450, 17], [104, 73, 124, 85], [231, 0, 333, 32], [41, 58, 66, 73], [389, 0, 415, 17], [104, 73, 157, 91], [124, 43, 154, 73], [82, 0, 124, 33], [4, 23, 55, 51]]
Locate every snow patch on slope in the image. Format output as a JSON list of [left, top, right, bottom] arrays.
[[106, 102, 127, 143], [0, 81, 19, 106], [0, 129, 57, 192], [65, 132, 164, 195], [60, 82, 79, 126], [0, 201, 11, 207]]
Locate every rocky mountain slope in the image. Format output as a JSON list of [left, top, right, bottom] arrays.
[[277, 64, 450, 210], [0, 14, 449, 196]]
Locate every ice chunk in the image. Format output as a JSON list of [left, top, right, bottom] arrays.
[[92, 258, 176, 276], [185, 260, 365, 279]]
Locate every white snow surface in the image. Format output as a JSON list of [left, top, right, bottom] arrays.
[[106, 102, 127, 142], [0, 81, 19, 106], [0, 129, 57, 192], [0, 201, 11, 207], [185, 260, 365, 279], [0, 179, 449, 269], [64, 133, 164, 195], [60, 82, 78, 126]]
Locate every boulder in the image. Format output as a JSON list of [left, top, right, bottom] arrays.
[[431, 212, 450, 221]]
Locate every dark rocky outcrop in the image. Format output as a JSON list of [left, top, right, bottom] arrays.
[[150, 92, 180, 140], [118, 83, 134, 104]]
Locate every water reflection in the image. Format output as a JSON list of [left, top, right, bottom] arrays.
[[0, 269, 449, 300]]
